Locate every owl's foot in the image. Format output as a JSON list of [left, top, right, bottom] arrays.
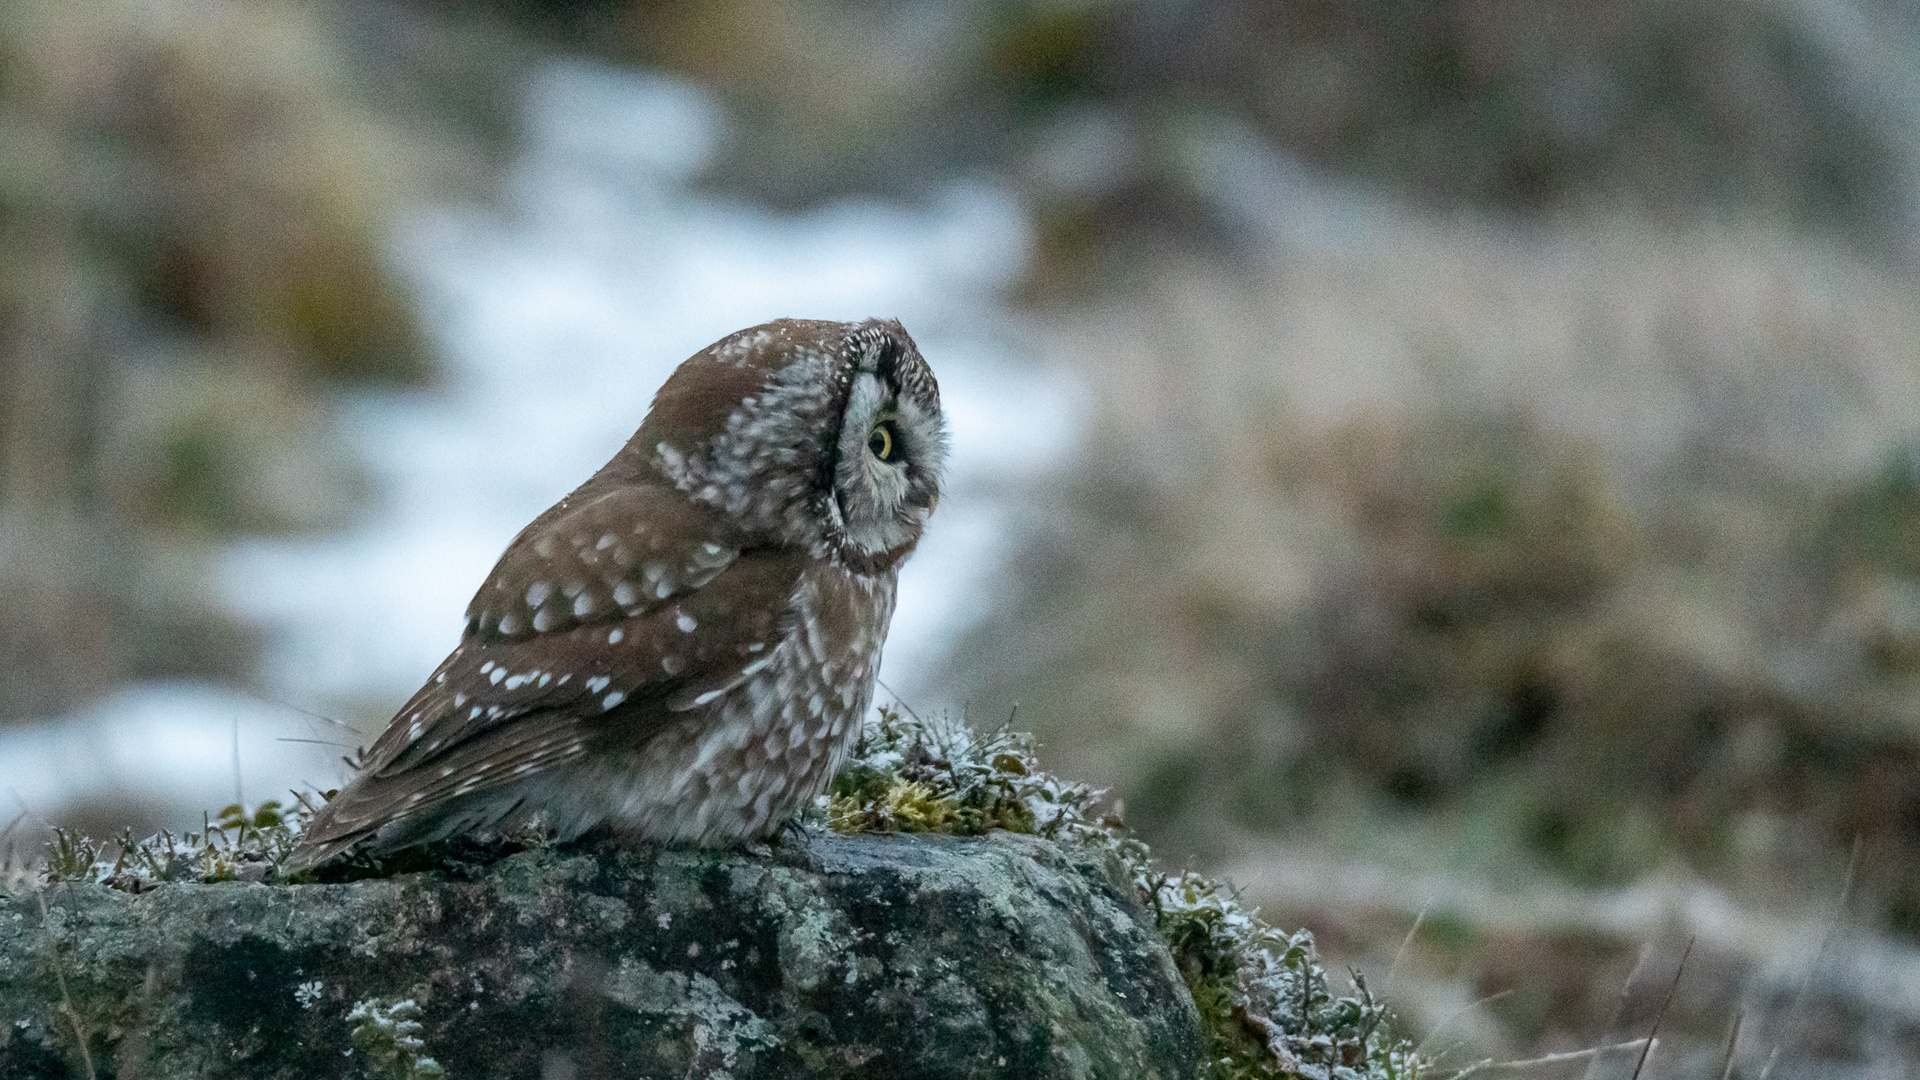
[[775, 816, 813, 850]]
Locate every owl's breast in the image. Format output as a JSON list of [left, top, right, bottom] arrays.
[[582, 564, 897, 844]]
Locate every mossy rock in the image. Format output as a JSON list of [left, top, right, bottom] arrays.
[[0, 831, 1201, 1079]]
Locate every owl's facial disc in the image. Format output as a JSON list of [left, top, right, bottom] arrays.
[[832, 369, 945, 556]]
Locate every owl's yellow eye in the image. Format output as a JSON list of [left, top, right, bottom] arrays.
[[868, 422, 895, 462]]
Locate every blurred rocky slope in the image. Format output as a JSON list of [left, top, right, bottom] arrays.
[[504, 0, 1913, 270]]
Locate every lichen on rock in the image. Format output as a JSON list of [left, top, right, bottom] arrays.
[[2, 829, 1199, 1077]]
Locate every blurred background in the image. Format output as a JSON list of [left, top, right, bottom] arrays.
[[5, 0, 1920, 1074]]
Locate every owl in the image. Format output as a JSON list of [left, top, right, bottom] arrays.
[[284, 318, 945, 872]]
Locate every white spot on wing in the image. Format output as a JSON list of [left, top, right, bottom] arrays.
[[613, 582, 638, 606], [676, 613, 697, 633], [525, 582, 551, 608], [603, 691, 626, 710], [608, 628, 624, 644], [586, 675, 611, 693], [662, 656, 686, 675]]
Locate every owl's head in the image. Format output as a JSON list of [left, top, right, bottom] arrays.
[[633, 318, 946, 571]]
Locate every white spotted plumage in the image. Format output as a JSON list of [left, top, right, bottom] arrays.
[[286, 318, 944, 872]]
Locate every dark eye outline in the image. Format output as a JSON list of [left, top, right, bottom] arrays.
[[868, 422, 897, 462]]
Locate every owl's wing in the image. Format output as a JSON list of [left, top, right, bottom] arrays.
[[288, 482, 802, 869]]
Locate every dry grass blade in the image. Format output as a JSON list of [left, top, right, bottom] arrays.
[[1627, 937, 1695, 1080], [1756, 836, 1862, 1080], [874, 677, 924, 724], [1452, 1038, 1654, 1080], [35, 888, 95, 1080], [1383, 904, 1429, 1000], [1718, 1009, 1744, 1080], [1580, 943, 1652, 1080], [1417, 988, 1514, 1059]]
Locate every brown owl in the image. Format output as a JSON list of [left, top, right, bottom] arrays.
[[285, 318, 944, 872]]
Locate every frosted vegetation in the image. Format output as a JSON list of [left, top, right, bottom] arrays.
[[12, 706, 1420, 1080]]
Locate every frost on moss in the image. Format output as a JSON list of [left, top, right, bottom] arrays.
[[826, 706, 1425, 1080], [348, 997, 447, 1080], [31, 801, 301, 891], [13, 705, 1424, 1080]]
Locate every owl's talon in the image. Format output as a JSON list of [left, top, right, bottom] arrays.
[[775, 818, 812, 850]]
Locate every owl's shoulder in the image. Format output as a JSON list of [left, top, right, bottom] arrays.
[[468, 479, 742, 639]]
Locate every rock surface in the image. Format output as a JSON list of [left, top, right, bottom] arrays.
[[0, 831, 1201, 1079]]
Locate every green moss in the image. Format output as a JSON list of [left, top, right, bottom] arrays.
[[826, 708, 1042, 836]]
